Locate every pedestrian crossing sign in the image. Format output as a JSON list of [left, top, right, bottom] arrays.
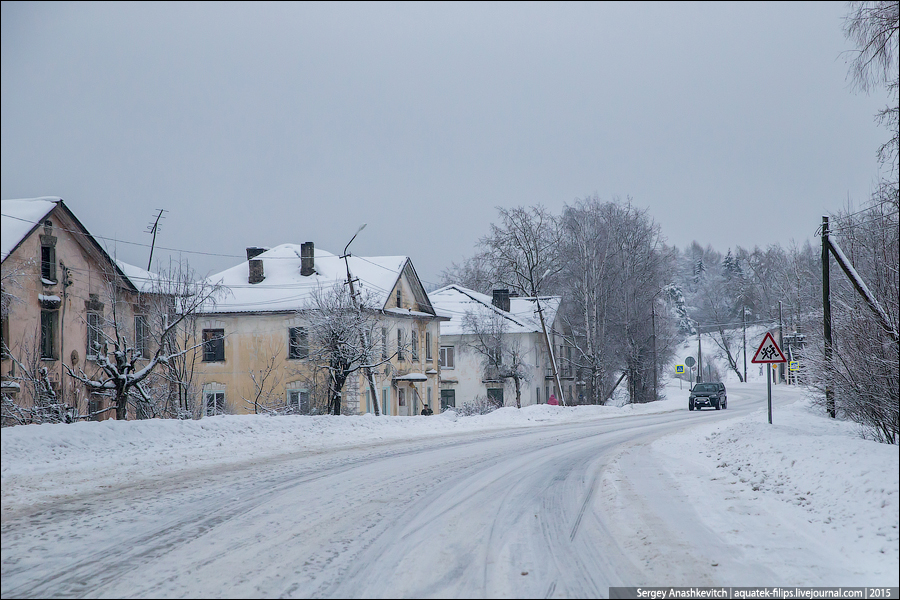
[[751, 332, 787, 364], [675, 365, 685, 374]]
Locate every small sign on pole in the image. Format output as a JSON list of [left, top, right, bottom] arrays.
[[751, 332, 786, 424], [789, 360, 799, 371], [675, 365, 685, 374]]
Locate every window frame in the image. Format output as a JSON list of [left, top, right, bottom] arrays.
[[205, 391, 226, 416], [134, 314, 149, 359], [202, 328, 225, 362], [288, 326, 309, 360], [287, 388, 310, 413], [40, 309, 58, 360], [86, 312, 103, 359], [439, 345, 455, 369], [41, 244, 56, 283]]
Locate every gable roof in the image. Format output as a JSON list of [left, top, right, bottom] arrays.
[[201, 243, 436, 315], [429, 284, 561, 336], [1, 197, 60, 261], [1, 197, 140, 294]]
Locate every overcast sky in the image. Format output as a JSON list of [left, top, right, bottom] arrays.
[[1, 1, 892, 286]]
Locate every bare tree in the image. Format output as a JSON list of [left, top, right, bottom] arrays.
[[65, 264, 224, 421], [461, 308, 530, 409], [844, 0, 899, 169], [481, 205, 566, 404], [304, 283, 396, 415], [240, 336, 284, 414]]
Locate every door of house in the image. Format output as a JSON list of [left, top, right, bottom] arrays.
[[398, 388, 408, 416], [440, 389, 456, 411]]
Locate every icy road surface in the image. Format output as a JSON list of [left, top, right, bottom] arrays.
[[1, 385, 895, 598]]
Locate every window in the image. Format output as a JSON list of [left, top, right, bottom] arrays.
[[134, 315, 148, 359], [536, 387, 541, 404], [40, 309, 57, 359], [41, 244, 56, 282], [382, 387, 389, 416], [397, 329, 404, 361], [86, 312, 103, 359], [288, 326, 308, 359], [2, 315, 10, 359], [487, 388, 504, 407], [425, 331, 432, 361], [381, 327, 388, 360], [411, 331, 418, 361], [288, 389, 310, 414], [205, 391, 225, 416], [396, 289, 402, 308], [202, 329, 225, 362], [439, 346, 455, 369], [440, 389, 456, 410]]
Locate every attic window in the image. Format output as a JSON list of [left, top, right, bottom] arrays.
[[396, 289, 402, 308], [41, 243, 56, 283]]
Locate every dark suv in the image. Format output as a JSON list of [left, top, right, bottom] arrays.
[[689, 382, 727, 411]]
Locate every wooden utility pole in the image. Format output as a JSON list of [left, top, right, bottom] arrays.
[[697, 327, 703, 383], [742, 306, 747, 383], [651, 303, 657, 401], [821, 216, 835, 418]]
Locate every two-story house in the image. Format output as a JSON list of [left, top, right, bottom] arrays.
[[428, 285, 565, 410], [192, 242, 447, 416], [1, 197, 158, 424]]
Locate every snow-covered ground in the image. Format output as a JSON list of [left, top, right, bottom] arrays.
[[2, 380, 897, 591], [2, 396, 686, 509], [651, 383, 898, 585]]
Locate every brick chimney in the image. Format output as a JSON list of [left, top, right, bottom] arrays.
[[246, 247, 267, 260], [300, 241, 315, 276], [247, 247, 266, 284], [492, 289, 510, 312]]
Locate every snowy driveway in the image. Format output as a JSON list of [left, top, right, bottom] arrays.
[[0, 387, 884, 598]]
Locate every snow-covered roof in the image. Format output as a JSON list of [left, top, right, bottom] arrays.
[[115, 260, 160, 294], [429, 284, 561, 336], [201, 244, 420, 314], [1, 197, 61, 261]]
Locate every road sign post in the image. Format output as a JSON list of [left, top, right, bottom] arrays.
[[751, 332, 787, 424]]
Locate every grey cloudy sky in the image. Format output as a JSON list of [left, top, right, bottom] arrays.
[[1, 1, 892, 286]]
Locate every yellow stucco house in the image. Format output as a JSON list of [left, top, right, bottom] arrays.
[[192, 242, 448, 416]]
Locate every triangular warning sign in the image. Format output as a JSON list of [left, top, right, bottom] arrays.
[[751, 332, 787, 363]]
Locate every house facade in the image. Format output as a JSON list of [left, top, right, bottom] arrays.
[[191, 242, 447, 416], [1, 197, 156, 424], [428, 285, 568, 410]]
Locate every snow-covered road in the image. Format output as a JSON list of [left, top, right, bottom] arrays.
[[2, 384, 896, 598]]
